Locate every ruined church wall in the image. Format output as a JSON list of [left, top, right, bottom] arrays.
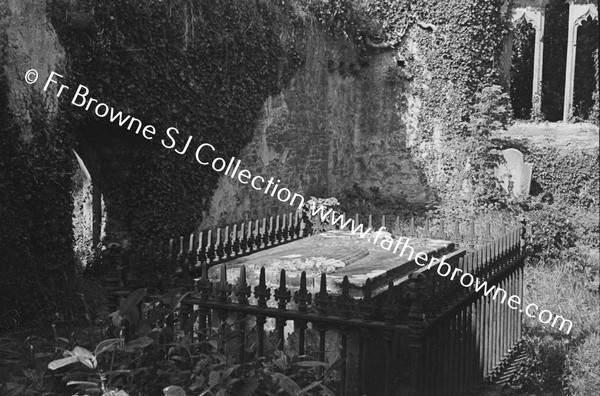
[[0, 0, 76, 321], [201, 26, 430, 228]]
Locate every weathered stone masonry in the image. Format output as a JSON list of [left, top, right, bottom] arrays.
[[201, 26, 431, 228]]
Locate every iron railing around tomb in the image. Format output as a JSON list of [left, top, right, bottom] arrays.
[[105, 211, 520, 289], [107, 221, 525, 396]]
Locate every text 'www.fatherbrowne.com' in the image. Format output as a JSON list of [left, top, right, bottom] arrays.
[[307, 203, 574, 335], [29, 69, 574, 335]]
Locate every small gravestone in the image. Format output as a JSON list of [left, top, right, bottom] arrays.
[[495, 148, 533, 197]]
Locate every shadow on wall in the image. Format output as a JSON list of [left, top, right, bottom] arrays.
[[200, 25, 432, 229]]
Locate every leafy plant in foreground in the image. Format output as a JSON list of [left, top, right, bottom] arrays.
[[48, 338, 137, 396]]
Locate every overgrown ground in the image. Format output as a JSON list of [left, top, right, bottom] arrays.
[[2, 100, 598, 396], [3, 181, 597, 396], [0, 288, 338, 396], [511, 249, 600, 396], [495, 123, 600, 396], [1, 0, 598, 394]]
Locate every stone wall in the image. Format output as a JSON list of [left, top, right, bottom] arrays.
[[2, 0, 65, 141], [200, 26, 431, 228], [0, 0, 77, 321]]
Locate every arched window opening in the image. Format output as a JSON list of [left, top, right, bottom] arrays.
[[541, 0, 569, 121], [572, 16, 599, 121], [72, 150, 105, 268], [511, 20, 537, 119]]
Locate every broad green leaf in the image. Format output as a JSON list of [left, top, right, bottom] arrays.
[[109, 311, 121, 327], [125, 307, 140, 326], [298, 380, 323, 394], [294, 360, 329, 368], [48, 356, 80, 370], [34, 352, 54, 359], [118, 288, 146, 316], [271, 372, 301, 395], [71, 346, 94, 359], [122, 336, 154, 351], [272, 350, 288, 370], [95, 338, 121, 356], [207, 339, 218, 351], [221, 366, 236, 380], [208, 370, 220, 387], [163, 385, 186, 396], [78, 355, 97, 369], [67, 380, 98, 387], [103, 370, 132, 376]]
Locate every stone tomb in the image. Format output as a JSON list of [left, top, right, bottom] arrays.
[[210, 229, 454, 298], [494, 148, 533, 197], [207, 230, 455, 393]]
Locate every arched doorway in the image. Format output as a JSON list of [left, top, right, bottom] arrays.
[[572, 16, 599, 121], [511, 19, 537, 119], [72, 149, 105, 268]]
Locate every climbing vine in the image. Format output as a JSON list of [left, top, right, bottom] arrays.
[[528, 146, 599, 210], [49, 0, 305, 255], [0, 69, 76, 327], [299, 0, 513, 216], [364, 0, 512, 215], [524, 143, 600, 257]]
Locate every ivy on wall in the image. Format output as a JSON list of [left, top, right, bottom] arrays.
[[527, 146, 599, 210], [301, 0, 513, 218], [0, 76, 76, 327], [0, 0, 307, 323], [49, 0, 305, 254], [366, 0, 512, 216], [307, 0, 599, 260], [491, 136, 600, 257]]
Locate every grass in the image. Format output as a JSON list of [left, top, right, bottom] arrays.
[[505, 246, 600, 396], [567, 332, 600, 396]]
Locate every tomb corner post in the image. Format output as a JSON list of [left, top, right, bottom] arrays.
[[407, 273, 428, 396]]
